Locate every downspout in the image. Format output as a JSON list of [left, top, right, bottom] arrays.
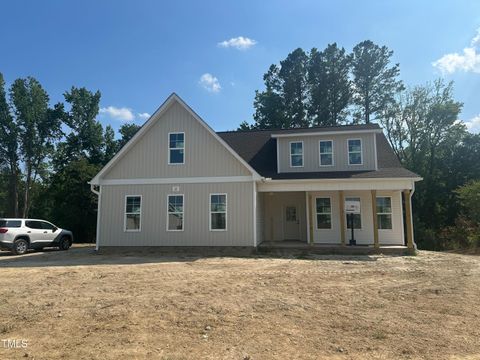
[[89, 183, 101, 251]]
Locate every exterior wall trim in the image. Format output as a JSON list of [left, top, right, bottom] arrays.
[[257, 178, 419, 192], [98, 176, 254, 186], [271, 129, 382, 138]]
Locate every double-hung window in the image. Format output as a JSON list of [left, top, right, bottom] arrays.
[[376, 197, 393, 230], [316, 198, 332, 229], [348, 139, 362, 165], [169, 132, 185, 164], [319, 140, 333, 166], [290, 141, 303, 167], [345, 197, 361, 229], [167, 195, 184, 231], [210, 194, 227, 231], [125, 196, 142, 232]]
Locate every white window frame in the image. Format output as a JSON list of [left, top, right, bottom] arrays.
[[289, 141, 304, 168], [319, 140, 334, 167], [124, 195, 142, 232], [209, 193, 227, 231], [166, 194, 184, 232], [376, 196, 393, 231], [168, 132, 185, 165], [315, 196, 332, 230], [345, 196, 362, 230], [347, 138, 363, 165]]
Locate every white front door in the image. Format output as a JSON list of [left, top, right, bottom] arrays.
[[284, 205, 300, 240]]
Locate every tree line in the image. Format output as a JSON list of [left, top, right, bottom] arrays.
[[242, 40, 480, 250], [0, 73, 140, 241]]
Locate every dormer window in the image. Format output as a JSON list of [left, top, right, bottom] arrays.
[[290, 141, 304, 167], [348, 139, 362, 165], [319, 140, 333, 166], [169, 132, 185, 165]]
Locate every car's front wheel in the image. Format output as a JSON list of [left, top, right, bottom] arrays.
[[59, 236, 71, 251], [13, 239, 29, 255]]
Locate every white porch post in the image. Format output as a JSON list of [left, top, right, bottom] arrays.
[[339, 190, 346, 246], [371, 190, 379, 248]]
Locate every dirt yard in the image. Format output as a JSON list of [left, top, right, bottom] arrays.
[[0, 246, 479, 360]]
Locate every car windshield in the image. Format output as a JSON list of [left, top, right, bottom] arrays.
[[0, 220, 22, 228]]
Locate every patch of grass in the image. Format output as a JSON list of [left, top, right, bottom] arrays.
[[372, 329, 387, 340]]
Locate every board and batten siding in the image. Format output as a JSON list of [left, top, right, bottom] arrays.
[[308, 190, 404, 245], [103, 101, 251, 180], [98, 182, 255, 247], [277, 133, 376, 173]]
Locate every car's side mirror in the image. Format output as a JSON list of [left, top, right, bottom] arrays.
[[52, 227, 58, 232]]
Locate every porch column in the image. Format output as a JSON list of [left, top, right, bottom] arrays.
[[308, 194, 314, 245], [371, 190, 379, 248], [339, 190, 346, 246], [403, 189, 414, 249]]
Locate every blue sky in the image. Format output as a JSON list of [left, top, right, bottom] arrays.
[[1, 0, 480, 133]]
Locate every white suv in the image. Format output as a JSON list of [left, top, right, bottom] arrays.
[[0, 218, 73, 255]]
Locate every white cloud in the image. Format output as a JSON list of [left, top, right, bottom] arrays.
[[433, 28, 480, 74], [471, 27, 480, 47], [100, 106, 135, 121], [465, 114, 480, 133], [199, 73, 221, 93], [137, 112, 150, 120], [218, 36, 257, 50]]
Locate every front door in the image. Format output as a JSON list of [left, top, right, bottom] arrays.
[[284, 205, 300, 240]]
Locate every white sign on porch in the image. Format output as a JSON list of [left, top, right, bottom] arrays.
[[345, 200, 361, 213]]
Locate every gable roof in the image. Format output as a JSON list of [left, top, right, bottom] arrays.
[[218, 127, 420, 180], [90, 93, 261, 185]]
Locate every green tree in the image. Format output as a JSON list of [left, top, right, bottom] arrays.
[[103, 124, 118, 163], [351, 40, 404, 124], [456, 180, 480, 225], [10, 77, 63, 217], [118, 123, 141, 148], [253, 65, 287, 129], [60, 87, 103, 166], [253, 49, 309, 129], [308, 44, 352, 126], [49, 159, 100, 242], [0, 73, 20, 217], [279, 48, 309, 128]]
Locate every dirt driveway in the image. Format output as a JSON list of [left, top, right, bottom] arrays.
[[0, 246, 479, 359]]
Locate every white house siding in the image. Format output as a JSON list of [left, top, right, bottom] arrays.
[[103, 101, 251, 179], [263, 192, 307, 242], [308, 190, 404, 245], [98, 182, 255, 247], [277, 133, 376, 173]]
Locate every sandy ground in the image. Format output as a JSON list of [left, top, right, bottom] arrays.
[[0, 246, 479, 360]]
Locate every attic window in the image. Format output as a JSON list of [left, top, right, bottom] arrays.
[[290, 141, 304, 167], [169, 132, 185, 165]]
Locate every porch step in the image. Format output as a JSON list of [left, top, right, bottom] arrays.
[[257, 241, 412, 256]]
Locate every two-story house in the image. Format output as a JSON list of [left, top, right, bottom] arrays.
[[90, 93, 421, 250]]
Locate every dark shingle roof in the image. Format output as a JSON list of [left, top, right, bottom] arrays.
[[218, 125, 420, 180]]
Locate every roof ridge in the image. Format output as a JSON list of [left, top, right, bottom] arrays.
[[216, 123, 381, 134]]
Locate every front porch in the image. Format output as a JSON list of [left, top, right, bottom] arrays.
[[256, 185, 415, 251]]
